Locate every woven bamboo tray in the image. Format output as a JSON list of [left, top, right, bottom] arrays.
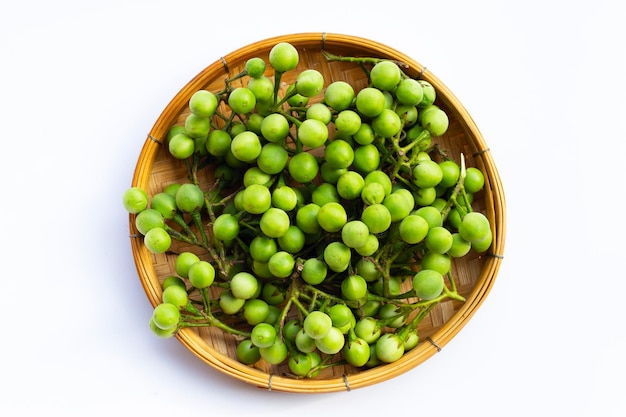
[[129, 32, 506, 393]]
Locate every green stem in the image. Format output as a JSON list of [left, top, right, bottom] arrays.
[[164, 224, 199, 246], [273, 71, 283, 107], [224, 69, 248, 84], [322, 50, 386, 66], [184, 158, 197, 185], [442, 283, 466, 302], [301, 282, 359, 308], [200, 287, 211, 315], [400, 129, 431, 156], [184, 302, 204, 317], [397, 303, 436, 339], [170, 212, 198, 241], [278, 110, 303, 127], [192, 211, 210, 249], [291, 296, 310, 316], [179, 318, 251, 338], [441, 153, 467, 221], [274, 87, 298, 109], [200, 188, 232, 276]]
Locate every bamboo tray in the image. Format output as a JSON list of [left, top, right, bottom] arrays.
[[129, 32, 506, 393]]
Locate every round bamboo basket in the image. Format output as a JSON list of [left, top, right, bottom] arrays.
[[129, 32, 506, 393]]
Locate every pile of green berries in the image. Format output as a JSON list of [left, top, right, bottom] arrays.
[[123, 41, 492, 378]]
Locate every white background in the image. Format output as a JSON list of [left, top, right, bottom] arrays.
[[2, 0, 624, 415]]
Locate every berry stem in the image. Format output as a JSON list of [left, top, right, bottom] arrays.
[[440, 153, 468, 221]]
